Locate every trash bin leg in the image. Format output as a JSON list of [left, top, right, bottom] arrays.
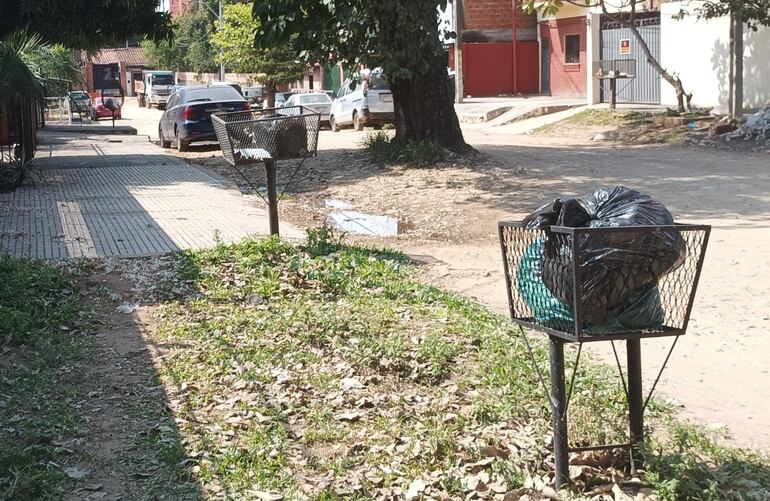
[[627, 338, 644, 473], [264, 159, 279, 236], [549, 336, 569, 488]]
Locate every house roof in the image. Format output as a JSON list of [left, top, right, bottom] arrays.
[[81, 48, 150, 67]]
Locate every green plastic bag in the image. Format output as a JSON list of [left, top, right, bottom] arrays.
[[517, 239, 664, 334]]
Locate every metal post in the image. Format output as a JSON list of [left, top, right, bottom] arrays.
[[512, 0, 518, 94], [627, 338, 644, 472], [610, 77, 617, 110], [453, 0, 464, 103], [264, 159, 279, 236], [218, 0, 225, 82], [549, 336, 569, 488]]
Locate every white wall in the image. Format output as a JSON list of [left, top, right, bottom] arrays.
[[661, 1, 770, 110]]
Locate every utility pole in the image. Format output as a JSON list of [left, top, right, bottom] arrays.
[[200, 0, 225, 81], [512, 0, 518, 94], [733, 15, 744, 119], [453, 0, 464, 103]]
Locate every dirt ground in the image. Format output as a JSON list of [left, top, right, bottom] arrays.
[[124, 99, 770, 451]]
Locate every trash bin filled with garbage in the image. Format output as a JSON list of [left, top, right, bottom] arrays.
[[499, 186, 711, 341]]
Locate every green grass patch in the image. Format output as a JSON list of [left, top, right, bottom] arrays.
[[145, 231, 770, 500], [0, 256, 91, 500], [536, 109, 651, 134], [0, 254, 82, 344], [362, 131, 448, 167]]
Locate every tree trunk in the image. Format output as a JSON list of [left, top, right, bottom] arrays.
[[389, 53, 470, 153], [266, 83, 277, 108], [374, 0, 470, 153]]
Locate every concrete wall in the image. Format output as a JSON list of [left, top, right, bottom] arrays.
[[661, 1, 770, 110], [177, 72, 259, 87]]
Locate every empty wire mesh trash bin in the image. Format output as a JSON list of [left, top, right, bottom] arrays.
[[499, 222, 710, 487], [212, 105, 321, 235]]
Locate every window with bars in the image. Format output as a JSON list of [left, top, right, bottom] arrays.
[[565, 34, 581, 64]]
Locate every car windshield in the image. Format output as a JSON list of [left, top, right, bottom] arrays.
[[276, 94, 286, 102], [152, 75, 174, 85], [368, 72, 389, 90], [300, 94, 331, 104], [185, 87, 243, 103]]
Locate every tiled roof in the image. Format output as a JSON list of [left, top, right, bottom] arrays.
[[81, 48, 150, 67]]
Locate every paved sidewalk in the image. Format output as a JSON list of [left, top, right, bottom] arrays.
[[0, 131, 301, 259]]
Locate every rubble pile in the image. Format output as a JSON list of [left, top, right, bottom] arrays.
[[726, 104, 770, 141]]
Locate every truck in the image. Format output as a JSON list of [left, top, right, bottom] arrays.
[[134, 70, 176, 109]]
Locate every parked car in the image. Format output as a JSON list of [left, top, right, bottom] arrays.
[[158, 85, 250, 152], [262, 92, 288, 109], [284, 92, 333, 125], [209, 81, 243, 97], [243, 86, 265, 107], [90, 97, 122, 121], [329, 69, 394, 132]]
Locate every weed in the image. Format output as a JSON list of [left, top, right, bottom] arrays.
[[362, 131, 448, 167]]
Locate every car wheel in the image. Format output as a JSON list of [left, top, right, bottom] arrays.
[[175, 129, 188, 152], [353, 111, 364, 131], [330, 116, 339, 132], [159, 126, 171, 148]]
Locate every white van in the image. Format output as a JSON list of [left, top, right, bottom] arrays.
[[329, 69, 394, 131]]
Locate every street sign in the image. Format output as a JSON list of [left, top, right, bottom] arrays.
[[620, 39, 631, 55]]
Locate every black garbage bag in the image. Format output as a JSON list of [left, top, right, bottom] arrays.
[[523, 186, 686, 324]]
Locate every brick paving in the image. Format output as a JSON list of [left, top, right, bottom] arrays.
[[0, 131, 300, 259]]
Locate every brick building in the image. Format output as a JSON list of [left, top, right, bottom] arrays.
[[450, 0, 540, 97], [77, 48, 152, 97], [538, 4, 589, 98], [169, 0, 194, 17]]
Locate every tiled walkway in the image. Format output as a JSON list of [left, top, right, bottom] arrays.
[[0, 132, 299, 259]]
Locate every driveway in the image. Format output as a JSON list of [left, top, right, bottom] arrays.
[[0, 130, 301, 259]]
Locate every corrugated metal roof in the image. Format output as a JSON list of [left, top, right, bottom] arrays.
[[81, 48, 150, 67]]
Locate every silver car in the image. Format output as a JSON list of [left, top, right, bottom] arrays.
[[284, 93, 333, 125]]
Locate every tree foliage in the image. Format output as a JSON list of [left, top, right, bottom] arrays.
[[143, 9, 218, 73], [0, 0, 171, 50], [692, 0, 770, 29], [252, 0, 468, 150], [210, 3, 307, 90], [0, 32, 80, 105]]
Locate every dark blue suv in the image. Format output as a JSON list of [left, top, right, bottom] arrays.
[[159, 86, 249, 152]]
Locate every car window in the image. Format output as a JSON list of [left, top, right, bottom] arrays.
[[285, 96, 296, 106], [167, 94, 179, 109], [337, 84, 347, 99], [185, 86, 243, 102], [300, 94, 331, 104], [152, 75, 174, 86], [367, 72, 389, 90]]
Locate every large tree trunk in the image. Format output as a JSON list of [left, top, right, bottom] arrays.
[[376, 1, 470, 153], [389, 56, 469, 153]]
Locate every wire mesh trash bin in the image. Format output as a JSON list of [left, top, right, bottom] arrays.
[[499, 222, 710, 487], [211, 105, 321, 236]]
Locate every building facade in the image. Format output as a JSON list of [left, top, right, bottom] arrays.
[[77, 48, 152, 97], [450, 0, 541, 97]]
